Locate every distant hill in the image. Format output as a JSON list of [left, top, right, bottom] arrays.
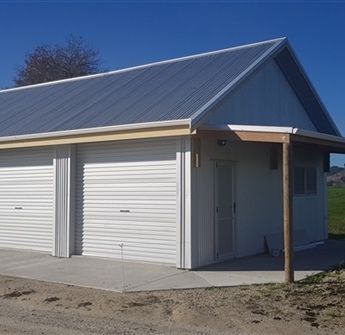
[[327, 166, 345, 187]]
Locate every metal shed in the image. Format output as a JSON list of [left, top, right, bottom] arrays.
[[0, 38, 344, 277]]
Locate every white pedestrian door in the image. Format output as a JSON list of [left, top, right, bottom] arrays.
[[215, 161, 235, 259]]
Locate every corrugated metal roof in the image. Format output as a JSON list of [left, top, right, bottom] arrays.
[[0, 38, 286, 138], [0, 37, 339, 138]]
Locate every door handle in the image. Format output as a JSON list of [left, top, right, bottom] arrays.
[[233, 202, 236, 214]]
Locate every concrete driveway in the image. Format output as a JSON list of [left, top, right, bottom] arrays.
[[0, 239, 344, 292]]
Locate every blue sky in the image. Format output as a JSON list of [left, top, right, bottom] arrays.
[[0, 0, 344, 165]]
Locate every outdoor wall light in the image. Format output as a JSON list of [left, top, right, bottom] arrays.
[[217, 139, 227, 146]]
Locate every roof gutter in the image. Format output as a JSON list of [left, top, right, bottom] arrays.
[[293, 128, 345, 145], [0, 119, 192, 150], [0, 119, 191, 143]]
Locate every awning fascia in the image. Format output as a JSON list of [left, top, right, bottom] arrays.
[[196, 125, 345, 153]]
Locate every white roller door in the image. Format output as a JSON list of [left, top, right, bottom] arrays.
[[0, 147, 53, 252], [76, 138, 177, 264]]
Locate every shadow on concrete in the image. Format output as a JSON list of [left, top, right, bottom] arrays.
[[198, 239, 345, 272]]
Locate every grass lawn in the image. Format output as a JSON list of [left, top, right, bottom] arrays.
[[328, 186, 345, 239]]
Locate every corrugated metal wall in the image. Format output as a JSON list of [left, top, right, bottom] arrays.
[[293, 148, 326, 242], [75, 138, 178, 264], [53, 145, 75, 257], [0, 147, 54, 252], [205, 59, 317, 132], [191, 139, 283, 268], [191, 138, 327, 268]]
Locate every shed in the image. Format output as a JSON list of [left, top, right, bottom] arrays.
[[0, 37, 344, 270]]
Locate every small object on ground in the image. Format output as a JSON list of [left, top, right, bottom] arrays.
[[271, 249, 281, 257]]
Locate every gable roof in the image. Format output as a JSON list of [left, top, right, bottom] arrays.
[[0, 37, 340, 141]]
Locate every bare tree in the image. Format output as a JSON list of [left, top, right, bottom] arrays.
[[14, 36, 103, 87]]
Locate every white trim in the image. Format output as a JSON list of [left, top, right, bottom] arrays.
[[53, 145, 75, 258], [176, 136, 193, 269], [199, 124, 294, 133], [1, 38, 286, 94], [199, 124, 345, 145], [230, 125, 294, 133], [176, 137, 183, 268], [184, 137, 192, 269], [293, 128, 345, 144], [0, 119, 191, 143]]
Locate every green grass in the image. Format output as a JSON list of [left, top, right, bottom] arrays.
[[328, 187, 345, 239], [299, 271, 328, 284], [325, 310, 341, 318], [299, 262, 345, 285], [297, 190, 345, 286]]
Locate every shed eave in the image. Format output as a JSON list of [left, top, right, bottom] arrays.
[[196, 124, 345, 152], [292, 128, 345, 144], [292, 128, 345, 153], [0, 119, 192, 150]]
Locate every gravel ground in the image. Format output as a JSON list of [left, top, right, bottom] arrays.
[[0, 270, 344, 335]]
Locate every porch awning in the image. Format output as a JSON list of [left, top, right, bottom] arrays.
[[196, 124, 345, 153], [196, 124, 345, 283]]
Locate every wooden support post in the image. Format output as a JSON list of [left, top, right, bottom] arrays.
[[283, 140, 294, 283]]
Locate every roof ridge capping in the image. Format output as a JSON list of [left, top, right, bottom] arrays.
[[151, 37, 287, 63], [1, 37, 287, 94]]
